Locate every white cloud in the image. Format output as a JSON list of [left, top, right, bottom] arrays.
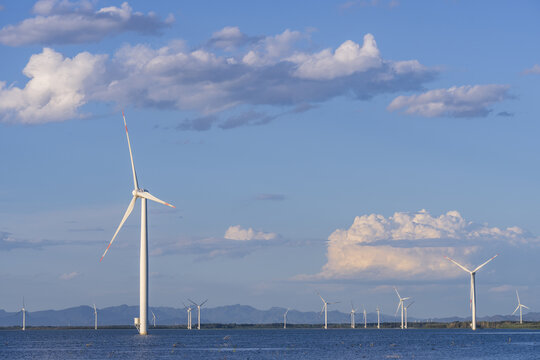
[[0, 48, 107, 123], [0, 1, 173, 46], [489, 284, 513, 293], [309, 209, 531, 280], [0, 30, 436, 125], [59, 271, 79, 280], [522, 64, 540, 75], [387, 84, 511, 117], [224, 225, 277, 241]]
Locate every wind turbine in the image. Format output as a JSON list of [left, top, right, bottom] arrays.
[[445, 254, 498, 331], [151, 311, 156, 328], [404, 301, 414, 329], [99, 112, 175, 336], [376, 306, 381, 329], [363, 307, 367, 329], [394, 287, 410, 330], [189, 299, 207, 330], [350, 302, 357, 329], [284, 309, 289, 329], [317, 292, 338, 330], [21, 298, 26, 331], [512, 290, 529, 324], [183, 303, 192, 330], [93, 304, 97, 330]]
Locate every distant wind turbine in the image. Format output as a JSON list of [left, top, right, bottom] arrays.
[[445, 254, 498, 331], [363, 307, 367, 329], [512, 290, 529, 324], [183, 303, 192, 330], [284, 309, 289, 329], [404, 301, 414, 329], [93, 304, 97, 330], [189, 299, 208, 330], [350, 302, 357, 329], [317, 291, 338, 330], [151, 311, 156, 328], [394, 287, 410, 330], [21, 298, 26, 331], [99, 112, 175, 336], [376, 306, 381, 329]]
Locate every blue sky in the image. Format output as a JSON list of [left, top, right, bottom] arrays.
[[1, 0, 540, 320]]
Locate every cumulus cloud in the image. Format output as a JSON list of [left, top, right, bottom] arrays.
[[0, 0, 173, 46], [0, 48, 107, 123], [59, 271, 79, 280], [207, 26, 259, 51], [224, 225, 277, 241], [522, 64, 540, 75], [307, 209, 532, 280], [0, 30, 436, 125], [388, 85, 511, 117]]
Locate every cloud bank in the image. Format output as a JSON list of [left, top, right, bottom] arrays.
[[0, 29, 436, 125], [0, 0, 173, 46], [308, 209, 531, 280], [388, 85, 511, 117]]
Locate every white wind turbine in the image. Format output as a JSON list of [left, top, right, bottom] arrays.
[[151, 311, 156, 328], [100, 112, 175, 336], [363, 307, 367, 329], [317, 292, 338, 330], [93, 304, 97, 330], [189, 299, 208, 330], [283, 309, 289, 329], [512, 290, 529, 324], [21, 298, 26, 331], [404, 301, 414, 329], [376, 306, 381, 329], [183, 303, 192, 330], [350, 302, 357, 329], [394, 287, 410, 330], [445, 254, 498, 331]]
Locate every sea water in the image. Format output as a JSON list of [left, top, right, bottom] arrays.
[[1, 328, 539, 359]]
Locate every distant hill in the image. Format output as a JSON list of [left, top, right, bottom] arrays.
[[0, 304, 537, 327]]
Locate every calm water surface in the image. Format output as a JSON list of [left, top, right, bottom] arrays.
[[1, 328, 539, 359]]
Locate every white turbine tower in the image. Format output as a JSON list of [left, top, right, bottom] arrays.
[[317, 292, 338, 330], [512, 290, 529, 324], [93, 304, 97, 330], [152, 311, 156, 328], [100, 112, 175, 336], [376, 306, 381, 329], [284, 309, 289, 329], [404, 301, 414, 329], [189, 299, 207, 330], [363, 307, 367, 329], [394, 287, 410, 330], [21, 298, 26, 331], [445, 254, 498, 331], [183, 303, 192, 330], [350, 303, 357, 329]]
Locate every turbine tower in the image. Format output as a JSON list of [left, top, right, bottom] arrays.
[[21, 298, 26, 331], [394, 287, 410, 330], [376, 306, 381, 329], [93, 304, 97, 330], [284, 309, 289, 329], [445, 254, 498, 331], [183, 303, 192, 330], [363, 307, 367, 329], [151, 311, 156, 328], [512, 290, 529, 324], [317, 291, 338, 330], [404, 301, 414, 329], [100, 112, 175, 336], [189, 299, 207, 330], [350, 302, 356, 329]]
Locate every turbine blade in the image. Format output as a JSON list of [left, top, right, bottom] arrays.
[[472, 254, 498, 273], [512, 305, 519, 315], [402, 297, 410, 301], [522, 305, 529, 310], [406, 301, 415, 309], [188, 299, 197, 306], [138, 191, 175, 208], [394, 286, 401, 299], [122, 111, 139, 190], [318, 292, 326, 304], [516, 290, 521, 304], [100, 196, 137, 262], [445, 256, 472, 273], [395, 301, 401, 316], [201, 299, 208, 307]]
